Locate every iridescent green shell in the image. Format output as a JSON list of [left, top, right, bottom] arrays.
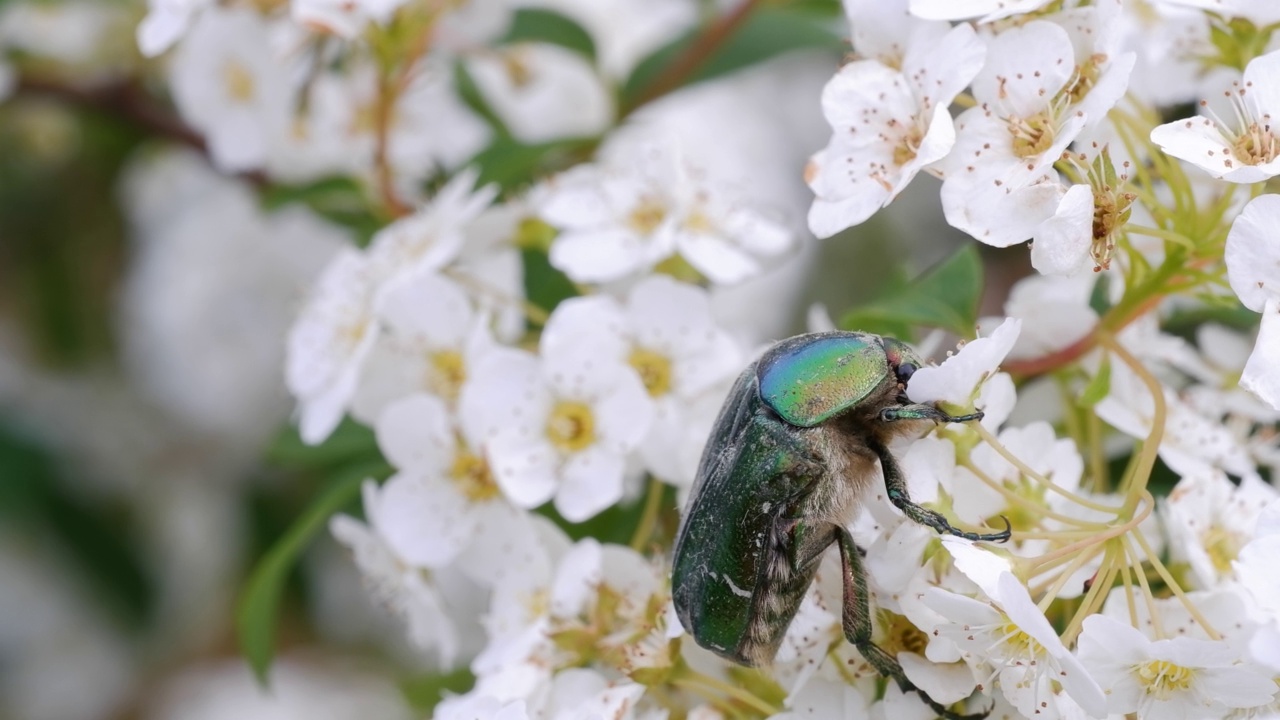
[[756, 332, 893, 428]]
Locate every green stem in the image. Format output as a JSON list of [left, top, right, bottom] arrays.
[[630, 477, 667, 552]]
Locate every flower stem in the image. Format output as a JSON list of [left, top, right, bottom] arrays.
[[630, 477, 667, 552], [1131, 528, 1221, 640], [972, 423, 1121, 514], [672, 667, 779, 717]]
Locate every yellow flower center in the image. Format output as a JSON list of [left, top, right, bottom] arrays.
[[502, 48, 534, 88], [223, 59, 256, 103], [629, 348, 673, 397], [1137, 660, 1195, 699], [892, 123, 925, 167], [879, 611, 929, 657], [1202, 526, 1243, 574], [1233, 120, 1280, 166], [425, 350, 467, 402], [448, 445, 500, 502], [627, 197, 667, 235], [998, 621, 1045, 657], [546, 401, 596, 453], [1009, 111, 1056, 158]]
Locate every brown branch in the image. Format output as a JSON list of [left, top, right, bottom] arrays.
[[16, 74, 207, 150], [620, 0, 763, 117], [13, 73, 268, 187]]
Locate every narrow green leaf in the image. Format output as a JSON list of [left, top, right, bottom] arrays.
[[453, 60, 512, 138], [1088, 273, 1112, 315], [266, 417, 380, 470], [501, 9, 596, 60], [840, 244, 985, 339], [469, 136, 598, 195], [259, 176, 381, 245], [237, 461, 390, 682], [621, 8, 843, 110], [1080, 355, 1111, 407]]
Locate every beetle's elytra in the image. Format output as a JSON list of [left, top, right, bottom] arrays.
[[671, 331, 1009, 720]]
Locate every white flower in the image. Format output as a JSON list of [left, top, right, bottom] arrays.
[[459, 343, 652, 522], [907, 317, 1021, 407], [805, 22, 984, 237], [1156, 0, 1280, 27], [909, 0, 1055, 23], [940, 17, 1132, 246], [1002, 274, 1097, 361], [435, 695, 530, 720], [925, 544, 1107, 720], [541, 143, 792, 285], [1029, 184, 1095, 276], [1226, 194, 1280, 312], [167, 7, 290, 173], [365, 169, 497, 288], [1224, 194, 1280, 411], [137, 0, 211, 56], [350, 271, 497, 424], [1151, 50, 1280, 183], [1235, 499, 1280, 624], [1242, 299, 1280, 412], [1096, 359, 1257, 479], [539, 276, 741, 486], [1163, 471, 1277, 589], [285, 249, 381, 444], [1078, 614, 1277, 720], [466, 43, 612, 144], [372, 394, 525, 580], [330, 480, 465, 666]]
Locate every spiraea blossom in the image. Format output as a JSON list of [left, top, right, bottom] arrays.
[[57, 0, 1280, 717]]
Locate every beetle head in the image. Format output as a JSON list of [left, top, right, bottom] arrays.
[[880, 337, 925, 389]]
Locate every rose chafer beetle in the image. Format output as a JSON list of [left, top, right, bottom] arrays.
[[671, 331, 1009, 720]]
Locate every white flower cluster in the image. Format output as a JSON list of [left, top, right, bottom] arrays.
[[119, 0, 1280, 717]]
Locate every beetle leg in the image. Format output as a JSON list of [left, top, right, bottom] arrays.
[[870, 438, 1012, 544], [836, 527, 988, 720], [880, 403, 983, 424]]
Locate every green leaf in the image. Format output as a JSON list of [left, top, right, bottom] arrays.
[[470, 136, 597, 195], [0, 423, 153, 628], [401, 668, 476, 713], [621, 7, 843, 111], [266, 417, 380, 470], [840, 244, 985, 339], [501, 9, 596, 60], [1080, 355, 1111, 407], [260, 176, 381, 246], [237, 460, 390, 682], [1088, 273, 1112, 316], [522, 247, 578, 321], [453, 60, 512, 138]]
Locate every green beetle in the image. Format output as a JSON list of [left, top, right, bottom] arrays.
[[671, 331, 1008, 719]]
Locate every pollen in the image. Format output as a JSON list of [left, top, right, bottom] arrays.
[[627, 197, 668, 235], [629, 347, 673, 397], [223, 59, 256, 103], [1201, 526, 1243, 575], [546, 400, 596, 453], [1008, 111, 1056, 158], [1136, 659, 1195, 699], [425, 349, 467, 402], [998, 621, 1045, 657], [448, 446, 500, 501]]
